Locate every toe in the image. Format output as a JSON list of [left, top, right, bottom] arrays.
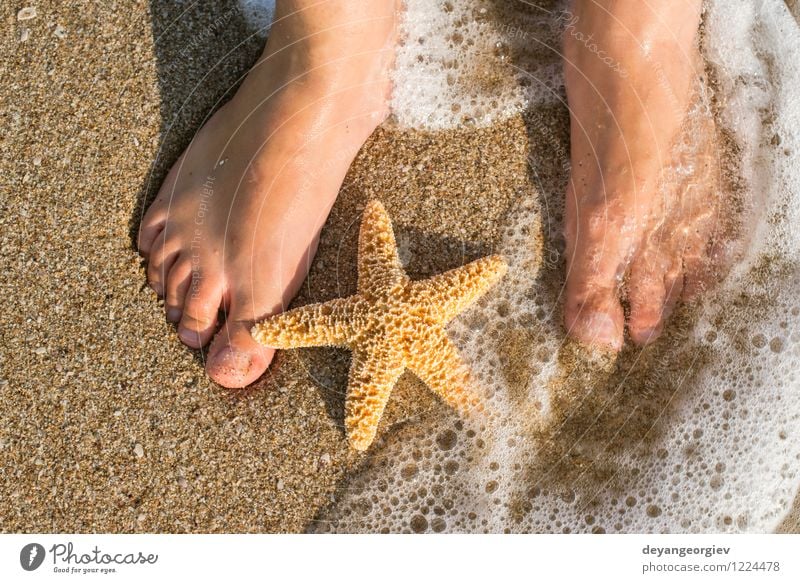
[[146, 231, 179, 297], [139, 161, 182, 255], [682, 255, 708, 301], [563, 248, 625, 350], [681, 233, 716, 301], [138, 221, 164, 258], [138, 205, 167, 257], [564, 282, 625, 351], [165, 258, 193, 323], [563, 205, 626, 350], [178, 277, 223, 349], [627, 252, 683, 346], [206, 316, 275, 389]]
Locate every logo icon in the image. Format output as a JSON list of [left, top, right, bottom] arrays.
[[20, 543, 46, 571]]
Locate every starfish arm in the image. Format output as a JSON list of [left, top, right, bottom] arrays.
[[406, 327, 482, 415], [357, 200, 408, 296], [251, 297, 357, 349], [345, 344, 405, 451], [409, 254, 507, 323]]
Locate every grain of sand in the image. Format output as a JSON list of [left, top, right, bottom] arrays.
[[1, 0, 798, 533]]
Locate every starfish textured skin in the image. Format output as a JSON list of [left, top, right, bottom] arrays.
[[252, 200, 508, 451]]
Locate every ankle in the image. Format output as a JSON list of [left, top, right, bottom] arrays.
[[265, 0, 398, 72], [238, 5, 396, 116], [562, 0, 701, 79]]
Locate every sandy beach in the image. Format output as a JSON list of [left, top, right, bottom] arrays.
[[2, 0, 798, 533]]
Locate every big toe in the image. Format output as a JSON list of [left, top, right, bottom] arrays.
[[206, 318, 275, 389], [564, 278, 624, 351], [563, 253, 625, 350]]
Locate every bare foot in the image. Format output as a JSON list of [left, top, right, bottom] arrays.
[[138, 0, 397, 387], [561, 0, 722, 349]]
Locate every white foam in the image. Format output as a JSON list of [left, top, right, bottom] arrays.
[[388, 0, 570, 129]]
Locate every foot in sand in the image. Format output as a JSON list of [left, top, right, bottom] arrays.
[[562, 0, 722, 350], [138, 1, 397, 387]]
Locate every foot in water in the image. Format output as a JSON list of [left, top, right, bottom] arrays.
[[138, 0, 397, 387], [562, 0, 724, 350]]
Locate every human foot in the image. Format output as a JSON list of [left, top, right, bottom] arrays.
[[138, 0, 397, 387], [561, 0, 723, 349]]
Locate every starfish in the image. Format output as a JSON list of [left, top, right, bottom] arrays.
[[251, 200, 507, 451]]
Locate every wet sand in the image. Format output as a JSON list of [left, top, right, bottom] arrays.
[[1, 0, 798, 533]]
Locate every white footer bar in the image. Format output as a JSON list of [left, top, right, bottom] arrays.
[[1, 534, 798, 582]]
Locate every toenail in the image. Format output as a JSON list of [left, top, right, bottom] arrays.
[[178, 327, 199, 345], [166, 308, 182, 322], [215, 347, 253, 370], [149, 282, 163, 296], [634, 327, 661, 345], [579, 312, 621, 348]]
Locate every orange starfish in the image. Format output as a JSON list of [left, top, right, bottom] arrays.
[[252, 200, 507, 451]]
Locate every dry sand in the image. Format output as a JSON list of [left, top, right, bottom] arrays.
[[2, 0, 344, 532], [1, 0, 798, 533]]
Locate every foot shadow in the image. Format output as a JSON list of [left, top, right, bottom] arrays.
[[130, 2, 267, 248]]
